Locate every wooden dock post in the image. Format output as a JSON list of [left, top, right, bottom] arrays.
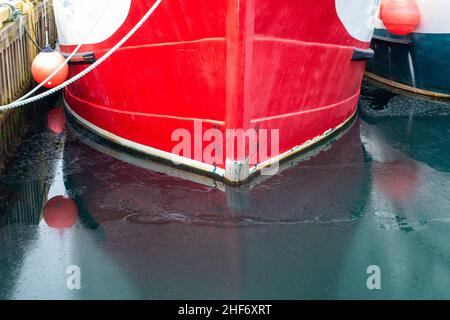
[[0, 0, 57, 172]]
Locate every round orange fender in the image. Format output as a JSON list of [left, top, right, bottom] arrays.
[[382, 0, 421, 36], [32, 49, 69, 89]]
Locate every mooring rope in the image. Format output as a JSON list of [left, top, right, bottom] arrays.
[[0, 2, 21, 21], [5, 1, 44, 51], [0, 0, 164, 112], [13, 0, 114, 105], [22, 22, 43, 51]]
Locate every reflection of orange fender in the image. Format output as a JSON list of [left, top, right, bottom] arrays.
[[43, 196, 78, 229], [382, 0, 421, 36], [372, 160, 418, 203], [47, 108, 66, 134]]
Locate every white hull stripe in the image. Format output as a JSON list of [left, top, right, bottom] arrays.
[[64, 100, 226, 178], [248, 111, 357, 176], [65, 100, 356, 183]]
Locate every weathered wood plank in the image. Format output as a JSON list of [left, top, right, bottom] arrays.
[[0, 1, 57, 174]]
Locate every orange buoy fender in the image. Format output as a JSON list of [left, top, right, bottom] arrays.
[[379, 0, 388, 20], [31, 48, 69, 89], [43, 196, 78, 229], [382, 0, 421, 36]]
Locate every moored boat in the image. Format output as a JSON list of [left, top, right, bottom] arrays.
[[367, 0, 450, 98], [53, 0, 380, 183]]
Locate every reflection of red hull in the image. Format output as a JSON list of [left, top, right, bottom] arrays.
[[64, 118, 367, 298], [66, 119, 366, 224], [58, 0, 375, 183]]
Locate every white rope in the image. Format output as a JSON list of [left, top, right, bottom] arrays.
[[13, 0, 114, 105], [0, 0, 163, 111]]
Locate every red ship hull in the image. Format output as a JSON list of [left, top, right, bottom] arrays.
[[55, 0, 379, 183]]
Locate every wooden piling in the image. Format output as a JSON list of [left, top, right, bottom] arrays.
[[0, 0, 57, 173]]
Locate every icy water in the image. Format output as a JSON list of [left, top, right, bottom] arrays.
[[1, 80, 450, 300]]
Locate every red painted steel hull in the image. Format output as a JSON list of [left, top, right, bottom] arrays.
[[58, 0, 375, 183]]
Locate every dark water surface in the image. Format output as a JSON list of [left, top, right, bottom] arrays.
[[1, 80, 450, 299]]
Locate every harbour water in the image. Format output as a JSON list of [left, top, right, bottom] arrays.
[[1, 80, 450, 299]]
